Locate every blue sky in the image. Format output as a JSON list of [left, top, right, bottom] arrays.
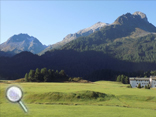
[[1, 1, 156, 45]]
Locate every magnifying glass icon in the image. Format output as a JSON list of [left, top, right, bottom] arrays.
[[6, 86, 28, 113]]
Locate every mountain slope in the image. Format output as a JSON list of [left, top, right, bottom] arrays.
[[0, 51, 15, 57], [40, 11, 156, 55], [60, 11, 156, 62], [0, 33, 47, 56], [39, 22, 108, 55], [1, 49, 156, 80]]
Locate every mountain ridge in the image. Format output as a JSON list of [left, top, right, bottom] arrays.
[[39, 22, 108, 55]]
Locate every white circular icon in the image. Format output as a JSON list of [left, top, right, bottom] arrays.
[[6, 86, 28, 113], [6, 86, 22, 102]]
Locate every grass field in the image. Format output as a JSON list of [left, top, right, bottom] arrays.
[[0, 81, 156, 117]]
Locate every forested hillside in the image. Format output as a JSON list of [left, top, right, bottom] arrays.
[[61, 34, 156, 62]]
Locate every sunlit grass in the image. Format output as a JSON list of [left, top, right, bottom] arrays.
[[1, 81, 156, 117]]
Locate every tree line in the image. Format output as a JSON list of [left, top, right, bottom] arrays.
[[116, 75, 129, 84], [25, 68, 69, 82], [62, 28, 156, 63], [116, 70, 156, 84]]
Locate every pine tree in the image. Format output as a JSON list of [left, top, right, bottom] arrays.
[[116, 75, 121, 82], [41, 68, 48, 75], [59, 70, 68, 81], [28, 70, 35, 81], [50, 69, 55, 82], [147, 84, 151, 89], [137, 83, 141, 88], [34, 68, 42, 82], [124, 76, 129, 84], [54, 70, 59, 81], [44, 75, 49, 82], [59, 70, 66, 76], [145, 85, 147, 89], [121, 75, 125, 84], [25, 73, 28, 82], [55, 70, 59, 74]]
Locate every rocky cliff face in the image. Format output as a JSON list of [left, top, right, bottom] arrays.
[[133, 11, 148, 22], [113, 11, 156, 33]]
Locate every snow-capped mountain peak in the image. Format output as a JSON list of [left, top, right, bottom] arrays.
[[77, 22, 108, 35]]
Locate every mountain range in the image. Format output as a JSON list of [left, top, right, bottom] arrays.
[[1, 11, 156, 81], [0, 22, 108, 56]]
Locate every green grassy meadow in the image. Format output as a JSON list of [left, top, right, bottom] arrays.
[[0, 81, 156, 117]]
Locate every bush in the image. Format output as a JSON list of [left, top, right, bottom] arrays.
[[145, 85, 147, 89], [68, 77, 82, 82], [127, 84, 132, 88], [145, 84, 150, 89], [15, 78, 25, 82], [72, 77, 82, 82], [137, 83, 141, 88], [147, 84, 151, 89]]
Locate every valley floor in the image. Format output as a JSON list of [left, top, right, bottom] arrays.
[[0, 81, 156, 117]]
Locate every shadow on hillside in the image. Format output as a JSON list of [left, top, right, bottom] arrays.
[[0, 50, 156, 80]]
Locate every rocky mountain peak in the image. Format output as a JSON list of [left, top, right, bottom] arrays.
[[114, 11, 148, 25], [63, 22, 108, 41], [0, 33, 47, 55], [7, 33, 34, 43], [133, 11, 148, 22], [75, 22, 108, 35]]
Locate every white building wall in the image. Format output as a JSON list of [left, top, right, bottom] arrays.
[[151, 79, 156, 88], [130, 78, 150, 88], [130, 80, 137, 88], [140, 81, 149, 87]]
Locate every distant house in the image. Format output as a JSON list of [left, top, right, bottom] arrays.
[[129, 76, 156, 88]]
